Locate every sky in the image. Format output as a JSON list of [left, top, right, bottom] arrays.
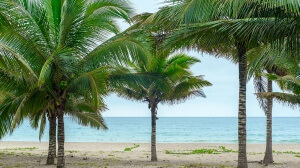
[[103, 0, 300, 117]]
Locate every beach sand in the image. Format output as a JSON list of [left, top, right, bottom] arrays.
[[0, 142, 299, 168]]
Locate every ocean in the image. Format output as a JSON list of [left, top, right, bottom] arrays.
[[1, 117, 300, 143]]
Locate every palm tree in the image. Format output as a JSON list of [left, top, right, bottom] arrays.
[[251, 74, 275, 165], [119, 15, 211, 161], [251, 73, 275, 165], [153, 1, 300, 167], [0, 0, 150, 167], [254, 59, 300, 165], [154, 3, 251, 167], [27, 99, 108, 165], [0, 75, 109, 165], [115, 42, 211, 161], [248, 40, 300, 164]]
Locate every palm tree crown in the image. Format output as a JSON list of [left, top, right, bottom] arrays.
[[116, 51, 211, 106]]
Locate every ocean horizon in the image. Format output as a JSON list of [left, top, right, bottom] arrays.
[[2, 117, 300, 144]]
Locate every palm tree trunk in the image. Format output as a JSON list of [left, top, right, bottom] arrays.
[[150, 102, 158, 161], [57, 107, 65, 168], [46, 114, 56, 165], [237, 42, 248, 168], [263, 79, 273, 164]]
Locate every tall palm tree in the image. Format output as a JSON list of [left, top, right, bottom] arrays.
[[251, 73, 276, 165], [115, 44, 211, 161], [251, 73, 275, 165], [248, 40, 300, 164], [0, 0, 150, 167], [256, 68, 299, 166], [154, 2, 251, 167], [153, 1, 300, 167]]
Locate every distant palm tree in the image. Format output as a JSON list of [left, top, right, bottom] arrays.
[[0, 0, 150, 167], [252, 74, 275, 165], [257, 74, 300, 148], [121, 15, 211, 161], [115, 47, 211, 161], [248, 41, 299, 164]]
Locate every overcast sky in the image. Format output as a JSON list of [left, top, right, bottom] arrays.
[[103, 0, 300, 117]]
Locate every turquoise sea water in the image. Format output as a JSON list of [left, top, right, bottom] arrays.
[[1, 117, 300, 143]]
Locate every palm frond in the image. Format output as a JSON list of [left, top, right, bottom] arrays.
[[257, 92, 300, 109], [253, 75, 268, 113], [166, 76, 212, 104], [83, 30, 151, 70], [39, 112, 46, 141], [66, 111, 107, 130]]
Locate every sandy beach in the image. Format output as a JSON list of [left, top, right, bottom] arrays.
[[0, 142, 299, 168]]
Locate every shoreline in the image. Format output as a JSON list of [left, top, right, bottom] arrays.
[[2, 140, 300, 144], [1, 142, 300, 167]]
